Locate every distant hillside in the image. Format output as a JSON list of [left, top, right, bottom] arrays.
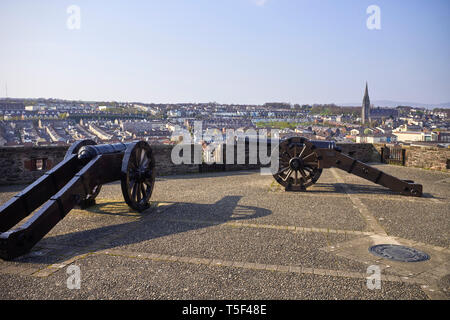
[[342, 100, 450, 109]]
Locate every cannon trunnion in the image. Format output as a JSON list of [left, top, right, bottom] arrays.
[[272, 137, 422, 197], [0, 140, 155, 260]]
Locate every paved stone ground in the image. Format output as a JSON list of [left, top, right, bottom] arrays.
[[0, 164, 449, 299]]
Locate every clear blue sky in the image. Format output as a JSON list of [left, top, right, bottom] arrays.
[[0, 0, 449, 105]]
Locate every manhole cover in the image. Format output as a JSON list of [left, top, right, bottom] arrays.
[[369, 244, 430, 262]]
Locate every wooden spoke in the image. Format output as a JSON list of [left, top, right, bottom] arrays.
[[140, 183, 146, 200], [131, 182, 138, 201], [141, 153, 149, 168], [276, 167, 290, 176], [281, 151, 291, 161], [302, 153, 315, 161], [281, 168, 293, 181], [299, 145, 307, 158], [299, 168, 308, 179]]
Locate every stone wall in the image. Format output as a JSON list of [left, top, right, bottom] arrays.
[[0, 146, 67, 185], [336, 143, 382, 163], [0, 142, 447, 185], [371, 143, 450, 171], [403, 145, 450, 171], [152, 144, 201, 176]]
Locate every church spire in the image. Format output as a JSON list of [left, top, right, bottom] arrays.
[[362, 82, 371, 125]]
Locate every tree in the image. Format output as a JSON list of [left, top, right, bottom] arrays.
[[58, 112, 69, 119]]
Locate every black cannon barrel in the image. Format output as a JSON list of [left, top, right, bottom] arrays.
[[232, 137, 338, 152], [78, 142, 128, 160], [309, 140, 336, 150]]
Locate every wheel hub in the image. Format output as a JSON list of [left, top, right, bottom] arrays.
[[135, 168, 147, 182], [289, 157, 303, 171]]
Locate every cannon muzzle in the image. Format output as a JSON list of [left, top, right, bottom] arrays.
[[78, 142, 128, 160]]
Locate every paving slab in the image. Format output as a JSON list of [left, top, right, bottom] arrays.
[[0, 254, 429, 300]]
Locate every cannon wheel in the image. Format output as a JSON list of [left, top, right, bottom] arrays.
[[121, 141, 156, 212], [65, 139, 102, 205], [273, 137, 322, 191]]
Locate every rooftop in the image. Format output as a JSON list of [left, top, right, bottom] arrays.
[[0, 164, 449, 299]]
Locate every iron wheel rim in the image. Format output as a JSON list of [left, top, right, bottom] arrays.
[[121, 141, 155, 212], [273, 137, 322, 191]]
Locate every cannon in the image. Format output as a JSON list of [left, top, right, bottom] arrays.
[[0, 140, 156, 260], [272, 136, 423, 197]]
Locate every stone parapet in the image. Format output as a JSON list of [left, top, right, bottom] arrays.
[[0, 142, 447, 185]]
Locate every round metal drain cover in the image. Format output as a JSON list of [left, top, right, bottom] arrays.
[[369, 244, 430, 262]]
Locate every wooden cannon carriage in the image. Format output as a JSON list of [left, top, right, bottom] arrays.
[[272, 136, 422, 197], [0, 140, 155, 260]]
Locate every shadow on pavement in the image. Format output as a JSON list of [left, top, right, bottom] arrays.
[[270, 181, 438, 199], [12, 195, 272, 265]]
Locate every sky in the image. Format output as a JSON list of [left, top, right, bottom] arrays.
[[0, 0, 449, 105]]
